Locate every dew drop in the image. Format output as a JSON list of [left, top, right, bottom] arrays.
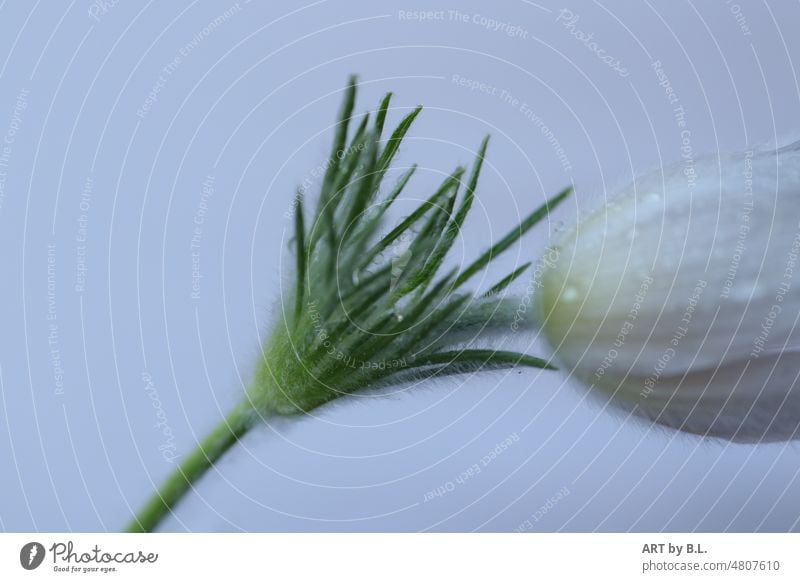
[[561, 287, 579, 302]]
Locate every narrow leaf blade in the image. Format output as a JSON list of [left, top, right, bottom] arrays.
[[454, 186, 572, 288], [482, 262, 532, 297], [293, 192, 307, 322]]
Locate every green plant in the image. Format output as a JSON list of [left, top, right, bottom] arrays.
[[126, 77, 570, 532]]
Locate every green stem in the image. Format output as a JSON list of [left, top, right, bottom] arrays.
[[126, 402, 255, 533]]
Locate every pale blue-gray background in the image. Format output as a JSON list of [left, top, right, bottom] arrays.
[[0, 0, 798, 532]]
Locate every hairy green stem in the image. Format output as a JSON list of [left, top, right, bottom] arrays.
[[124, 80, 567, 532], [126, 402, 255, 533]]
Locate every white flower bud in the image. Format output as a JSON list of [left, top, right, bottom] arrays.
[[536, 142, 800, 442]]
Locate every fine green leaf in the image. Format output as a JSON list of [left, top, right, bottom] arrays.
[[454, 186, 572, 288], [483, 262, 532, 297], [262, 79, 570, 415], [293, 192, 307, 322], [411, 349, 555, 371]]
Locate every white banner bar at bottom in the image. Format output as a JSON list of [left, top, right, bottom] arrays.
[[1, 533, 797, 581]]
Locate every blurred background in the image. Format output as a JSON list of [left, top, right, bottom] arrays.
[[0, 0, 798, 532]]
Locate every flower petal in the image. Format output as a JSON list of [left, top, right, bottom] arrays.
[[537, 144, 800, 441]]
